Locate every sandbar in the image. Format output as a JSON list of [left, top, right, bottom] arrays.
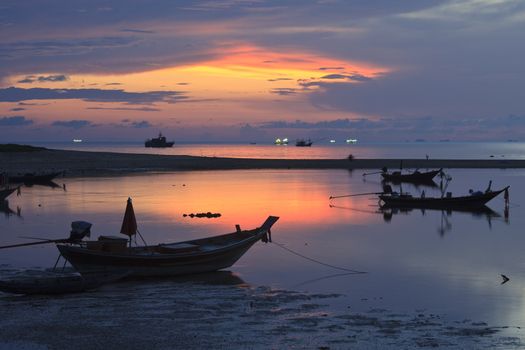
[[1, 148, 524, 177]]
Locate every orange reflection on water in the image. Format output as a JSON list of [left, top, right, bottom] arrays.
[[57, 171, 378, 236]]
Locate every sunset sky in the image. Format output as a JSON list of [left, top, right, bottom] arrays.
[[1, 0, 525, 142]]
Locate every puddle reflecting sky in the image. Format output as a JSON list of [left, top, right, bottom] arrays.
[[1, 168, 524, 327]]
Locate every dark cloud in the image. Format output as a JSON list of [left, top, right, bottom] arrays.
[[131, 120, 152, 128], [18, 74, 69, 83], [0, 116, 33, 126], [267, 78, 293, 82], [105, 83, 122, 86], [319, 67, 345, 71], [260, 118, 378, 129], [87, 106, 161, 112], [10, 107, 26, 111], [269, 88, 298, 96], [0, 87, 187, 104], [51, 120, 93, 129], [177, 82, 190, 85], [121, 29, 156, 34]]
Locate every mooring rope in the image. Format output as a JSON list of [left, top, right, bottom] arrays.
[[271, 240, 367, 274]]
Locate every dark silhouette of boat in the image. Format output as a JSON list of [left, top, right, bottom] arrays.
[[56, 198, 279, 277], [379, 186, 509, 209], [145, 133, 174, 148], [8, 171, 62, 184], [381, 168, 442, 183], [296, 138, 313, 147]]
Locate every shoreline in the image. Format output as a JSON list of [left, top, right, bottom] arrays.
[[1, 148, 525, 177]]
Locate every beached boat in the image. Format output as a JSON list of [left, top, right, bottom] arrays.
[[296, 138, 313, 147], [57, 199, 279, 277], [8, 171, 62, 184], [0, 271, 126, 295], [379, 186, 509, 209], [145, 133, 174, 148], [0, 187, 16, 201], [381, 168, 442, 183]]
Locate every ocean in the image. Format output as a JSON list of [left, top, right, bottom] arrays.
[[31, 140, 525, 160]]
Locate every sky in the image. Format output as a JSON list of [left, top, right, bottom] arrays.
[[1, 0, 525, 143]]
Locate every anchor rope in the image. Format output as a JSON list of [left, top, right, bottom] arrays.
[[271, 240, 367, 274]]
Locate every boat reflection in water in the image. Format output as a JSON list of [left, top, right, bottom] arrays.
[[380, 205, 508, 236]]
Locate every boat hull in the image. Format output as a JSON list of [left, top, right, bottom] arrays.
[[381, 169, 441, 183], [57, 217, 278, 277], [379, 188, 508, 209]]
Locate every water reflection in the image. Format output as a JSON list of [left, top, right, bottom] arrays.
[[1, 169, 525, 327]]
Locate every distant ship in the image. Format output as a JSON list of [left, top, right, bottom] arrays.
[[296, 138, 313, 147], [145, 133, 174, 148]]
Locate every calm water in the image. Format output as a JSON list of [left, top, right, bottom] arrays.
[[32, 141, 525, 160], [0, 168, 524, 331]]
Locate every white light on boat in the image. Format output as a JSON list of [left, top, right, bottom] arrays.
[[346, 139, 357, 144], [73, 139, 83, 143], [330, 139, 336, 143]]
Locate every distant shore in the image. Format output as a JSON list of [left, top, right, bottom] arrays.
[[1, 148, 525, 177]]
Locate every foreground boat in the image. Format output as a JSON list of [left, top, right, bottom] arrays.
[[379, 186, 509, 209], [381, 168, 442, 183], [56, 199, 279, 277]]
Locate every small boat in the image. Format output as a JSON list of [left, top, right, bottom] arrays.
[[0, 271, 127, 295], [57, 199, 279, 277], [8, 171, 62, 184], [275, 138, 289, 145], [296, 138, 313, 147], [346, 139, 357, 144], [0, 187, 17, 201], [145, 133, 174, 148], [381, 168, 442, 183], [379, 186, 509, 209]]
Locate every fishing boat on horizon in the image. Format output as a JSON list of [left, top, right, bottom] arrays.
[[145, 132, 174, 148], [296, 138, 313, 147]]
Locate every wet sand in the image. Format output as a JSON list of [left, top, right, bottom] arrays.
[[1, 149, 525, 176]]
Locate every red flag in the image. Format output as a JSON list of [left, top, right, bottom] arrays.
[[120, 197, 137, 237]]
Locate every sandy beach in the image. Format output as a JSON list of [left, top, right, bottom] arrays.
[[1, 148, 525, 177]]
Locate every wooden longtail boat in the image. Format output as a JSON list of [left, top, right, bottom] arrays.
[[379, 186, 509, 209], [57, 199, 279, 277], [8, 171, 62, 184], [381, 168, 442, 183]]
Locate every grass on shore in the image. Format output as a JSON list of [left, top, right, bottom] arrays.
[[0, 144, 47, 152]]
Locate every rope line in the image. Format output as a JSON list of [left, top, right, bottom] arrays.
[[271, 240, 367, 274]]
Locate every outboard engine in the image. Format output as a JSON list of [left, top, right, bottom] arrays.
[[69, 221, 92, 242]]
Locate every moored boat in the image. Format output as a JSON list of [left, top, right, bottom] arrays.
[[381, 168, 442, 183], [379, 186, 509, 209], [296, 138, 313, 147], [57, 199, 279, 277], [8, 171, 62, 184]]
